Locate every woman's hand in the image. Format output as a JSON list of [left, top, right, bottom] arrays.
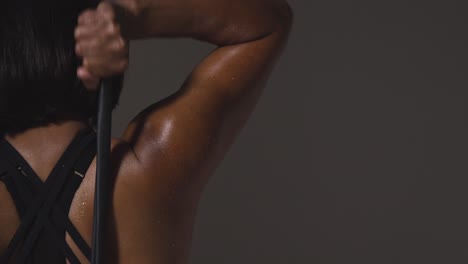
[[74, 2, 129, 90]]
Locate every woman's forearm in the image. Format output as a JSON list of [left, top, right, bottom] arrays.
[[115, 0, 292, 46]]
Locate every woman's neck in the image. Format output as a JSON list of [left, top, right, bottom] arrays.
[[3, 119, 91, 181]]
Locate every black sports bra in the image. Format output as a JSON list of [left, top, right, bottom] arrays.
[[0, 128, 96, 264]]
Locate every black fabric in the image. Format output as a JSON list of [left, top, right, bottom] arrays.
[[0, 128, 96, 264]]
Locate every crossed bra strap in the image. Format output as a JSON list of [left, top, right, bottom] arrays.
[[0, 128, 97, 264]]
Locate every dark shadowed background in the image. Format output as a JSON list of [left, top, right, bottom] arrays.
[[112, 1, 468, 263]]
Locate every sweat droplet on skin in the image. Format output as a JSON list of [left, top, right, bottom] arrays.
[[79, 201, 86, 217]]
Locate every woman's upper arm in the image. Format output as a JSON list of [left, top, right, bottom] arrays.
[[120, 19, 292, 195]]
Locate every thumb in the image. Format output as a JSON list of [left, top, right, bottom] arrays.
[[78, 67, 100, 91]]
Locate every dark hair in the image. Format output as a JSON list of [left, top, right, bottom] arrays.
[[0, 0, 123, 134]]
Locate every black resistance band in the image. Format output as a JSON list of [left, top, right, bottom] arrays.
[[92, 79, 113, 264]]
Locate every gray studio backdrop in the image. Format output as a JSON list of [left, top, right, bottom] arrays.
[[112, 1, 468, 263]]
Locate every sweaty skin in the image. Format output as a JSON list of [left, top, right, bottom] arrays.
[[0, 0, 293, 263]]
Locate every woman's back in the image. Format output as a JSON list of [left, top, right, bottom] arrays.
[[0, 126, 98, 263], [0, 122, 199, 263]]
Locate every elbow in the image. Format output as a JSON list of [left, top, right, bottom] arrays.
[[279, 2, 294, 26], [270, 2, 294, 40], [207, 1, 294, 46], [273, 1, 294, 30]]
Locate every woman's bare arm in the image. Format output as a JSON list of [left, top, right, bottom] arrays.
[[114, 0, 294, 194], [113, 0, 291, 44], [76, 0, 293, 194]]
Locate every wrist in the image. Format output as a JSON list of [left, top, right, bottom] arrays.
[[112, 0, 141, 40]]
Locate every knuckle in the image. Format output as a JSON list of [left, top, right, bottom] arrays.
[[75, 27, 90, 39], [79, 10, 95, 24], [80, 41, 90, 53], [97, 2, 110, 10], [83, 58, 90, 68], [74, 28, 81, 38], [99, 3, 115, 21], [75, 44, 82, 54], [107, 23, 120, 36], [114, 38, 125, 50]]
